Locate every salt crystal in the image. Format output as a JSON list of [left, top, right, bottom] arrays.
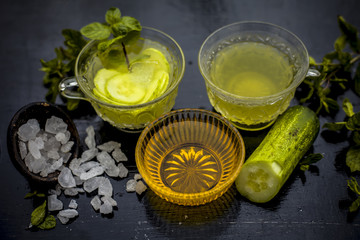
[[81, 148, 98, 163], [57, 214, 69, 224], [60, 141, 74, 153], [99, 199, 113, 214], [69, 158, 82, 176], [69, 199, 78, 209], [90, 195, 101, 211], [28, 140, 42, 159], [36, 130, 48, 142], [47, 149, 60, 160], [79, 161, 100, 173], [98, 177, 113, 197], [97, 141, 121, 153], [83, 177, 102, 193], [126, 179, 137, 192], [105, 166, 120, 178], [118, 163, 128, 178], [45, 116, 68, 134], [85, 126, 96, 149], [101, 196, 117, 207], [17, 119, 40, 141], [97, 151, 115, 169], [135, 180, 147, 195], [48, 194, 63, 211], [64, 188, 78, 196], [56, 131, 71, 145], [80, 166, 104, 180], [30, 155, 47, 174], [19, 141, 27, 160], [60, 152, 72, 164], [24, 153, 34, 172], [112, 148, 128, 162], [58, 167, 76, 188], [74, 176, 84, 186], [134, 173, 142, 181], [43, 136, 61, 152], [58, 209, 79, 219]]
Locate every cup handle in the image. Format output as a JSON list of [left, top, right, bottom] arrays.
[[58, 77, 87, 100], [306, 68, 321, 77]]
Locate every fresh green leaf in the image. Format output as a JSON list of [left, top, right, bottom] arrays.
[[349, 197, 360, 212], [309, 56, 316, 66], [300, 153, 324, 165], [30, 201, 47, 226], [300, 165, 309, 171], [343, 98, 355, 117], [346, 112, 360, 131], [346, 146, 360, 172], [120, 16, 142, 32], [80, 22, 111, 40], [353, 131, 360, 145], [105, 7, 121, 25], [355, 62, 360, 96], [348, 176, 360, 195], [111, 23, 129, 38], [338, 15, 360, 53], [38, 215, 56, 230], [322, 122, 346, 131], [334, 35, 347, 52]]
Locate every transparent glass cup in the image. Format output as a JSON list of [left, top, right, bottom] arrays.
[[59, 27, 185, 132], [198, 21, 319, 131]]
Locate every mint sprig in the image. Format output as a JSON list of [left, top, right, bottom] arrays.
[[300, 16, 360, 114], [80, 7, 142, 70]]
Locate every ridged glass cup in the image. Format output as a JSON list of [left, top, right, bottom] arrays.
[[59, 27, 185, 132], [198, 22, 319, 131], [135, 109, 245, 206]]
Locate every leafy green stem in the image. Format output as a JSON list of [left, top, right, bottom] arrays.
[[122, 42, 131, 72]]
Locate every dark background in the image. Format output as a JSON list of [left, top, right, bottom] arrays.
[[1, 0, 360, 239]]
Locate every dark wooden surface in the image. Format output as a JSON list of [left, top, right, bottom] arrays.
[[1, 0, 360, 239]]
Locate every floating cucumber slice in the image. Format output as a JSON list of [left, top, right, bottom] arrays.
[[105, 75, 146, 104], [93, 68, 119, 95], [140, 48, 170, 72]]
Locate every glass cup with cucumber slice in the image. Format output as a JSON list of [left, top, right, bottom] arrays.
[[59, 27, 185, 132]]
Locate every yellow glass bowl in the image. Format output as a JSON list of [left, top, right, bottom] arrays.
[[135, 109, 245, 206]]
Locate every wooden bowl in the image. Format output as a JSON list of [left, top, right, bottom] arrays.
[[7, 102, 80, 184]]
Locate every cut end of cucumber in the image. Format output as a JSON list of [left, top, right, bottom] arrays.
[[235, 161, 281, 203]]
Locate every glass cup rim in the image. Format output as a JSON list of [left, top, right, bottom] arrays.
[[75, 26, 185, 109], [198, 21, 309, 102]]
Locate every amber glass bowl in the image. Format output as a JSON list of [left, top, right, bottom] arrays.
[[135, 109, 245, 206]]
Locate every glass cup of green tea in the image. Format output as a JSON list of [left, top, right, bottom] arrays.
[[198, 21, 318, 131], [59, 27, 185, 132]]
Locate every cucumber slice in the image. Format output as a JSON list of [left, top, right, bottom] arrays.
[[93, 68, 119, 95], [235, 106, 320, 203], [93, 88, 121, 105], [105, 75, 146, 104], [140, 48, 170, 72]]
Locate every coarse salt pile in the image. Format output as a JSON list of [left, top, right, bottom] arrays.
[[17, 116, 73, 177], [18, 118, 148, 225]]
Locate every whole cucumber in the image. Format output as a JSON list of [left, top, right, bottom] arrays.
[[235, 105, 320, 203]]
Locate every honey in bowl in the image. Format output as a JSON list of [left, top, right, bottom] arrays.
[[135, 109, 245, 206]]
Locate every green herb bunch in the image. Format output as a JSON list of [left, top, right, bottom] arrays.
[[40, 7, 141, 110], [300, 16, 360, 114]]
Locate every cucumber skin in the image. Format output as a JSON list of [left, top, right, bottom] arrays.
[[236, 105, 320, 203]]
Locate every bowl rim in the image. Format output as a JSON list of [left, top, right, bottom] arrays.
[[135, 108, 246, 204], [198, 21, 309, 103], [75, 26, 186, 109], [7, 102, 80, 184]]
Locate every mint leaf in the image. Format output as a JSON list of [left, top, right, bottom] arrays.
[[323, 122, 346, 131], [346, 112, 360, 131], [121, 16, 142, 32], [355, 63, 360, 96], [38, 215, 56, 230], [346, 146, 360, 172], [348, 176, 360, 195], [353, 131, 360, 145], [105, 7, 121, 25], [111, 23, 129, 38], [343, 98, 355, 117], [338, 16, 360, 53], [309, 56, 316, 66], [335, 35, 347, 52], [31, 201, 47, 226], [300, 153, 324, 165], [80, 22, 111, 40], [350, 197, 360, 212]]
